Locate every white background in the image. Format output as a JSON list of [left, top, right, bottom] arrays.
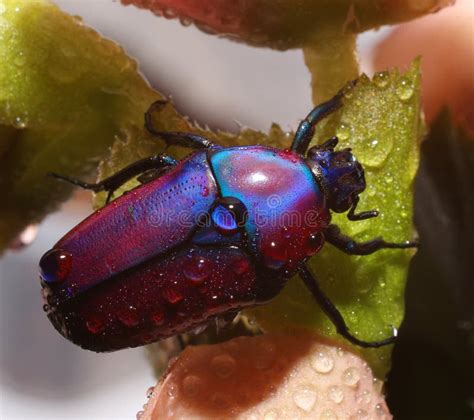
[[0, 1, 387, 418]]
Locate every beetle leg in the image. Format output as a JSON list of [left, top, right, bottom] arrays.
[[347, 196, 379, 221], [145, 100, 220, 149], [49, 153, 177, 204], [298, 263, 397, 348], [324, 224, 419, 255], [291, 80, 356, 155]]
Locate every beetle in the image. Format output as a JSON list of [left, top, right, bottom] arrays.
[[39, 85, 417, 352]]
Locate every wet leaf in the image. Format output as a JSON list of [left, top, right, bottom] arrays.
[[248, 62, 422, 378], [0, 0, 162, 253]]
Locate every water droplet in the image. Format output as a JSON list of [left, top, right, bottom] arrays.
[[263, 410, 279, 420], [396, 77, 414, 101], [373, 377, 383, 393], [13, 116, 26, 129], [357, 389, 371, 404], [179, 16, 193, 27], [163, 7, 177, 19], [373, 71, 389, 88], [86, 314, 105, 334], [336, 123, 351, 141], [39, 248, 73, 284], [336, 347, 344, 357], [211, 392, 231, 408], [146, 386, 155, 399], [311, 351, 334, 373], [320, 409, 338, 420], [163, 287, 183, 304], [342, 367, 360, 387], [151, 309, 165, 325], [375, 403, 387, 417], [210, 354, 236, 378], [293, 387, 317, 412], [42, 304, 49, 312], [232, 257, 250, 275], [328, 385, 344, 403], [183, 255, 211, 284], [343, 82, 355, 98], [14, 53, 26, 67], [117, 307, 139, 327], [353, 408, 369, 419], [182, 374, 202, 398], [281, 226, 292, 239], [307, 233, 324, 256], [135, 410, 144, 420], [359, 136, 393, 168]]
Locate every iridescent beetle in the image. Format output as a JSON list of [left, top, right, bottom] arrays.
[[40, 85, 416, 352]]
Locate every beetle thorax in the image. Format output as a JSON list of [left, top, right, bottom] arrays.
[[307, 146, 366, 213]]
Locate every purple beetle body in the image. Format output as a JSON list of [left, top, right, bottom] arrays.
[[42, 146, 330, 351], [40, 92, 416, 351]]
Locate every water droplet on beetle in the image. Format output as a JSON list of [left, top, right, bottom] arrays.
[[328, 385, 344, 403], [342, 367, 360, 387], [373, 71, 389, 88], [307, 233, 324, 256], [210, 354, 236, 378], [396, 77, 414, 101], [151, 309, 165, 325], [135, 410, 144, 420], [281, 226, 292, 239], [311, 351, 334, 373], [336, 123, 351, 141], [163, 288, 183, 304], [183, 256, 211, 284], [86, 315, 105, 334], [39, 248, 73, 284], [42, 304, 49, 312], [232, 257, 250, 275], [117, 307, 139, 327], [293, 387, 317, 412]]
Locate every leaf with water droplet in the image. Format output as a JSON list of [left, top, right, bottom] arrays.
[[0, 0, 168, 253], [248, 61, 422, 379]]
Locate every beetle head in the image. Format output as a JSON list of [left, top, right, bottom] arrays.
[[307, 137, 366, 213]]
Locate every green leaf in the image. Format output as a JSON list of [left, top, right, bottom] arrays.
[[0, 0, 162, 253], [247, 61, 422, 379]]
